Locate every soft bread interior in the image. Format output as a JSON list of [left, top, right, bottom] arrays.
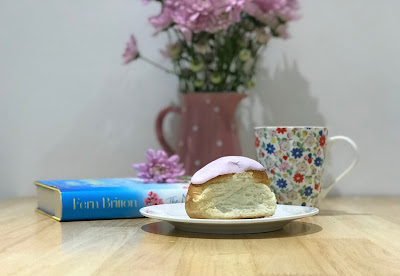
[[185, 171, 276, 219]]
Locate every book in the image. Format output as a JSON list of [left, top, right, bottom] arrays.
[[35, 178, 189, 221]]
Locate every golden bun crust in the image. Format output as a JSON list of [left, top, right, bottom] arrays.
[[185, 170, 276, 219]]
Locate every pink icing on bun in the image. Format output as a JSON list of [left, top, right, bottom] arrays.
[[191, 156, 266, 185]]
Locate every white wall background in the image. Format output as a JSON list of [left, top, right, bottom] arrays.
[[0, 0, 399, 200]]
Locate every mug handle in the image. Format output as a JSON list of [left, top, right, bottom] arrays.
[[321, 136, 359, 198], [155, 106, 182, 156]]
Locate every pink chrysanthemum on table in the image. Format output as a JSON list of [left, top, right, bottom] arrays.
[[133, 149, 185, 183], [122, 35, 139, 64]]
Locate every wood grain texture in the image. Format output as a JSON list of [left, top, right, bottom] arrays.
[[0, 197, 400, 275]]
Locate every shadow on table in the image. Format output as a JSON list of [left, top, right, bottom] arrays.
[[141, 220, 322, 239], [318, 209, 370, 216]]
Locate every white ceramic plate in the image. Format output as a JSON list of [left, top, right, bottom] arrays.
[[140, 203, 319, 234]]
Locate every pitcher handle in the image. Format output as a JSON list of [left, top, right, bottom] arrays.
[[155, 106, 182, 156], [321, 136, 359, 198]]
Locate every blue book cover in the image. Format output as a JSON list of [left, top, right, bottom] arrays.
[[35, 178, 189, 221]]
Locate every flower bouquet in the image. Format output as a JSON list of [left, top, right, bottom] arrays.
[[123, 0, 299, 93], [123, 0, 300, 174]]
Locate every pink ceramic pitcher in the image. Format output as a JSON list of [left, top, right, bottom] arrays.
[[156, 93, 246, 175]]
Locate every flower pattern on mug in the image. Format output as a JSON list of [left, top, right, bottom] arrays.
[[304, 153, 313, 164], [279, 162, 290, 172], [287, 189, 298, 200], [291, 148, 303, 159], [314, 157, 323, 167], [266, 143, 275, 154], [304, 135, 315, 147], [304, 186, 313, 196], [255, 137, 260, 148], [319, 134, 326, 147], [293, 173, 304, 183], [276, 179, 287, 189], [255, 127, 328, 207], [277, 128, 287, 134], [296, 161, 308, 173], [279, 140, 290, 152]]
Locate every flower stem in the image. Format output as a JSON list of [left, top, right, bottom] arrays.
[[140, 55, 175, 75]]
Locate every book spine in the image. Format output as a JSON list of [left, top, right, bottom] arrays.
[[60, 187, 188, 221]]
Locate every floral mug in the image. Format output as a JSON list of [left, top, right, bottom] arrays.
[[254, 127, 359, 207]]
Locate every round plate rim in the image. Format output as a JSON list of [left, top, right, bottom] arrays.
[[139, 203, 319, 225]]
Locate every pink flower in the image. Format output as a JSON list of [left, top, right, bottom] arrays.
[[144, 191, 164, 206], [245, 0, 299, 22], [276, 24, 289, 39], [279, 141, 290, 152], [149, 7, 173, 33], [160, 43, 182, 59], [256, 28, 271, 44], [122, 35, 139, 64], [244, 0, 282, 19], [150, 0, 247, 40], [133, 149, 185, 183], [279, 161, 290, 172], [244, 0, 299, 39], [304, 136, 315, 147], [277, 0, 300, 21]]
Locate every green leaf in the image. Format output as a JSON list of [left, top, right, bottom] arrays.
[[299, 189, 305, 196], [287, 170, 292, 175], [297, 132, 301, 138]]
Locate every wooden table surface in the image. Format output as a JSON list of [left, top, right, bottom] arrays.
[[1, 197, 400, 275]]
